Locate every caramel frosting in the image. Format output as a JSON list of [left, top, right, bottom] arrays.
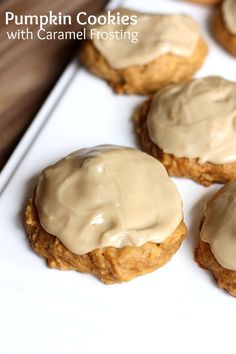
[[90, 8, 200, 69], [147, 76, 236, 165], [200, 182, 236, 271], [35, 145, 183, 255], [222, 0, 236, 35]]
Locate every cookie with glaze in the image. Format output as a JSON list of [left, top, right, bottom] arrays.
[[133, 98, 236, 187], [212, 7, 236, 57], [196, 183, 236, 296], [25, 198, 186, 284], [79, 38, 208, 95]]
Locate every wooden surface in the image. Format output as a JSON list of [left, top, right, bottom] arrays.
[[0, 0, 108, 170]]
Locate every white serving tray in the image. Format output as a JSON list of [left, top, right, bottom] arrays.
[[1, 1, 236, 353]]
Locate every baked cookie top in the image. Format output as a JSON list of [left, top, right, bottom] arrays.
[[222, 0, 236, 35], [89, 8, 200, 69], [200, 182, 236, 271], [147, 76, 236, 164], [35, 145, 183, 255]]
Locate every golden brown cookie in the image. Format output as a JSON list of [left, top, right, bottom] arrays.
[[195, 182, 236, 296], [79, 38, 208, 95], [184, 0, 220, 5], [212, 8, 236, 56], [25, 146, 187, 284], [195, 237, 236, 296], [133, 98, 236, 187], [25, 198, 187, 284]]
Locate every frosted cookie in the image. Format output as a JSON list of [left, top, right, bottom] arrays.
[[196, 182, 236, 296], [213, 0, 236, 56], [79, 8, 208, 95], [25, 145, 186, 284], [133, 76, 236, 186]]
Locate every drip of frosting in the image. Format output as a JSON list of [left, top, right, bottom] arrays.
[[200, 182, 236, 271], [35, 145, 183, 255], [222, 0, 236, 35], [89, 8, 200, 69], [147, 76, 236, 164]]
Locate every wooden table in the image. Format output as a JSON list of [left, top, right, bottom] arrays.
[[0, 0, 108, 170]]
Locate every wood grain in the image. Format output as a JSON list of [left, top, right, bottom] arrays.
[[0, 0, 108, 169]]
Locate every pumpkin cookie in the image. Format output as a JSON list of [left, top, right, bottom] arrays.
[[213, 0, 236, 56], [196, 182, 236, 296], [79, 8, 208, 95], [25, 145, 187, 284], [133, 76, 236, 186]]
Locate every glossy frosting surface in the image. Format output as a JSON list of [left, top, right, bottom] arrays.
[[35, 146, 183, 255], [200, 182, 236, 271], [147, 76, 236, 164], [91, 8, 200, 69]]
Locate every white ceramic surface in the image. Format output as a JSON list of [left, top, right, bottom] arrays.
[[1, 1, 236, 353]]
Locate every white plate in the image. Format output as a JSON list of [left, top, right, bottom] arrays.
[[1, 1, 236, 354]]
